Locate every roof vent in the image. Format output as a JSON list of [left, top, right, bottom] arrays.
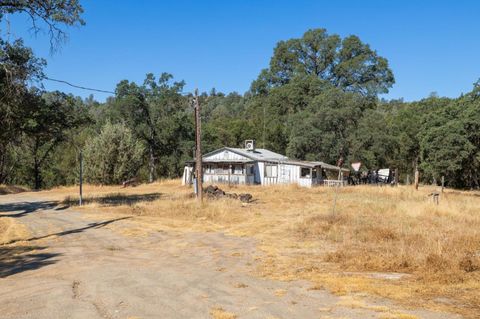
[[245, 140, 255, 151]]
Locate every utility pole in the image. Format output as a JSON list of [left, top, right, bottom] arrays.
[[194, 89, 203, 202], [79, 151, 83, 206]]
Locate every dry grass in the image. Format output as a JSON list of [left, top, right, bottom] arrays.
[[0, 218, 30, 245], [50, 180, 480, 317], [210, 306, 237, 319], [0, 184, 29, 195]]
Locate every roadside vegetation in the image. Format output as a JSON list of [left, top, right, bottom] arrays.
[[0, 185, 28, 195]]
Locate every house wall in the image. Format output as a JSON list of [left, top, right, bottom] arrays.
[[201, 162, 255, 185], [204, 174, 248, 185], [257, 162, 316, 188]]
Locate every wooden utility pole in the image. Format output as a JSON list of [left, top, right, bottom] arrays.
[[79, 151, 83, 206], [194, 89, 203, 202]]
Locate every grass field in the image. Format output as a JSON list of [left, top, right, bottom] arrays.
[[5, 180, 480, 317]]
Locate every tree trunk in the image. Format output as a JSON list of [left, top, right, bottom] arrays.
[[34, 160, 41, 190], [148, 144, 155, 183]]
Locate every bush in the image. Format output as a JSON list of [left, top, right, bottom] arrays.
[[84, 122, 144, 184]]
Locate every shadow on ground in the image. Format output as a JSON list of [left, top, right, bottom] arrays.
[[62, 193, 162, 207], [4, 217, 132, 246], [0, 201, 59, 218], [0, 245, 60, 278]]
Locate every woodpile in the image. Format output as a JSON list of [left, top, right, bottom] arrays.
[[204, 185, 253, 203]]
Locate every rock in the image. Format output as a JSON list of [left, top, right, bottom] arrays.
[[225, 193, 238, 199], [239, 193, 253, 203], [204, 185, 219, 194], [214, 189, 225, 197]]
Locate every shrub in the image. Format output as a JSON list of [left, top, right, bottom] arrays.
[[84, 122, 144, 184]]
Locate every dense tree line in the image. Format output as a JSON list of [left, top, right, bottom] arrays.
[[0, 3, 479, 189]]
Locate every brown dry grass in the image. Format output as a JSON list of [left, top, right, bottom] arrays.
[[0, 217, 30, 245], [0, 184, 29, 195], [210, 306, 237, 319], [53, 180, 480, 317]]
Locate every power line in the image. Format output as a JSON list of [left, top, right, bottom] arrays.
[[44, 76, 196, 97], [44, 77, 115, 94]]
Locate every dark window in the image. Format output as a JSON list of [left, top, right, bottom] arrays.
[[301, 167, 311, 178]]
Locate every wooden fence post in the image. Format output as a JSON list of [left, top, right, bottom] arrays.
[[79, 151, 83, 206], [414, 169, 419, 190]]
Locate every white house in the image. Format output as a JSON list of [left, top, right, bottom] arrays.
[[182, 140, 349, 188]]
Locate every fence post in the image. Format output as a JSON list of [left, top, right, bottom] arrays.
[[79, 151, 83, 206], [414, 169, 419, 190], [441, 176, 445, 193]]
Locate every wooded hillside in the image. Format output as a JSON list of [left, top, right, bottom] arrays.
[[1, 2, 479, 189]]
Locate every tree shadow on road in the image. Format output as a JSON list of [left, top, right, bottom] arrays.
[[0, 201, 59, 218], [0, 245, 60, 278], [0, 193, 162, 218], [4, 217, 132, 246], [62, 192, 162, 207]]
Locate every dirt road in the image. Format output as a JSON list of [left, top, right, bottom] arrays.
[[0, 193, 461, 319]]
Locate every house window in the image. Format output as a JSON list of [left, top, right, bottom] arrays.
[[231, 165, 244, 175], [204, 164, 214, 174], [265, 164, 277, 177], [301, 167, 311, 178], [245, 164, 254, 175], [215, 164, 229, 174]]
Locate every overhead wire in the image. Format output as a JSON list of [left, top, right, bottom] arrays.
[[44, 77, 195, 97], [44, 77, 115, 94]]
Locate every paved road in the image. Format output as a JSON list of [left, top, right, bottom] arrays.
[[0, 193, 461, 319]]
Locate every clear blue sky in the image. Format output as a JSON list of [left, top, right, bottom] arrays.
[[4, 0, 480, 101]]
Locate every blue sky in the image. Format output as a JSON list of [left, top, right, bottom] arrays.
[[3, 0, 479, 101]]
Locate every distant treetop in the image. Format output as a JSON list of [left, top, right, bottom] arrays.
[[251, 28, 395, 97]]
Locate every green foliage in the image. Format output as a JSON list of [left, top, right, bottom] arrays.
[[106, 73, 193, 180], [418, 92, 480, 188], [0, 39, 46, 183], [0, 0, 85, 48], [83, 122, 144, 185], [1, 23, 479, 189], [251, 28, 394, 96], [286, 87, 374, 163]]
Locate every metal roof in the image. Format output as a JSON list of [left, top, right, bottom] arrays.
[[310, 161, 350, 172], [226, 147, 288, 161], [187, 159, 254, 164], [201, 147, 288, 161]]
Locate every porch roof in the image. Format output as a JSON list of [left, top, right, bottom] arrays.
[[185, 159, 254, 165]]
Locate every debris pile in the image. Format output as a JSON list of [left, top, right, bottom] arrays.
[[204, 185, 253, 203]]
